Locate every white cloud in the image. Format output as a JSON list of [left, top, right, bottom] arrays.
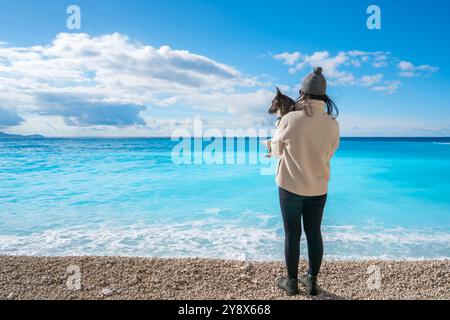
[[181, 89, 274, 115], [274, 50, 392, 87], [273, 49, 438, 94], [272, 52, 301, 66], [372, 56, 389, 68], [0, 32, 275, 135], [282, 50, 356, 85], [398, 61, 414, 71], [372, 61, 388, 68], [397, 61, 439, 77], [0, 33, 443, 137], [370, 80, 402, 94], [361, 74, 383, 87]]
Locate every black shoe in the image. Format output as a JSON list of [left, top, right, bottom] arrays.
[[299, 274, 319, 296], [277, 276, 299, 296]]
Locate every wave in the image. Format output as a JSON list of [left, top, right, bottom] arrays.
[[0, 222, 449, 261], [0, 222, 281, 261], [323, 225, 450, 244]]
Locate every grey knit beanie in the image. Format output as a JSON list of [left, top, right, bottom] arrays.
[[301, 67, 327, 96]]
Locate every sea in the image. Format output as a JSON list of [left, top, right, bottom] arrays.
[[0, 137, 449, 260]]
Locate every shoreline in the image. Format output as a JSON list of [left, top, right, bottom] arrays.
[[1, 256, 448, 300]]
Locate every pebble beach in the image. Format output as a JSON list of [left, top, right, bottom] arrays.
[[0, 256, 448, 300]]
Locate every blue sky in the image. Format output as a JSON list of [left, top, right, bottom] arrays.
[[0, 0, 449, 136]]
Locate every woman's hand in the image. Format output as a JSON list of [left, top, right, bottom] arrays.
[[262, 140, 272, 157]]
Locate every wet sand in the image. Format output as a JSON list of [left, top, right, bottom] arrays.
[[0, 256, 448, 300]]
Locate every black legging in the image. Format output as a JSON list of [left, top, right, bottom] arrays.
[[279, 187, 327, 279]]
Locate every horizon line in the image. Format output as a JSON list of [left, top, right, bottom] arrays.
[[2, 135, 450, 140]]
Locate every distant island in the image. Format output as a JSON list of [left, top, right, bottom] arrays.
[[0, 131, 45, 139]]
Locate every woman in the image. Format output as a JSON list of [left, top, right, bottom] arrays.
[[270, 67, 340, 296]]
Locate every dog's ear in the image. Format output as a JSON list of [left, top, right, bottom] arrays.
[[276, 87, 282, 96]]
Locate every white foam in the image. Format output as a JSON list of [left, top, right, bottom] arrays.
[[0, 222, 282, 260], [324, 225, 450, 244], [0, 222, 448, 261]]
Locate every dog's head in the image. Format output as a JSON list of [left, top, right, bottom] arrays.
[[268, 87, 296, 117]]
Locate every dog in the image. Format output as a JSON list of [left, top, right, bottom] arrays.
[[268, 87, 298, 124], [264, 87, 299, 157]]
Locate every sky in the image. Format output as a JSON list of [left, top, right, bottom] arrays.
[[0, 0, 449, 137]]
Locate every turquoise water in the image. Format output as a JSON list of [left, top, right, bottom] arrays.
[[0, 137, 449, 260]]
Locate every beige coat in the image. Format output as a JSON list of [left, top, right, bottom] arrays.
[[271, 99, 340, 196]]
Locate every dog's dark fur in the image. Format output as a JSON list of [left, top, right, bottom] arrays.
[[268, 87, 297, 118]]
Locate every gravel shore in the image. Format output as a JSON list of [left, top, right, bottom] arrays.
[[0, 256, 448, 300]]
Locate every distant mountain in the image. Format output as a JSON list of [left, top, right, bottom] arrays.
[[0, 131, 45, 139]]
